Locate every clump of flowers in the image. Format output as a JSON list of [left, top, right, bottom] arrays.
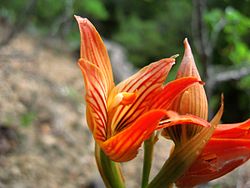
[[75, 16, 250, 188]]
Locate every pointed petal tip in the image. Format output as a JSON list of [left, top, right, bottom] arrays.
[[74, 15, 80, 19], [183, 38, 190, 48], [219, 93, 225, 111], [170, 54, 179, 59], [183, 38, 192, 54], [221, 93, 224, 104], [74, 15, 89, 25], [74, 16, 94, 31], [177, 37, 202, 80]]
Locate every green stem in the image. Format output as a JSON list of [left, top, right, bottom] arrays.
[[141, 135, 155, 188], [95, 144, 125, 188], [147, 150, 181, 188]]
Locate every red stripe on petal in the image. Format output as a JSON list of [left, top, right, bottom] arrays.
[[75, 16, 114, 93], [101, 110, 167, 162], [107, 58, 174, 134], [79, 59, 108, 142], [151, 77, 201, 110], [172, 38, 208, 120], [158, 112, 210, 130]]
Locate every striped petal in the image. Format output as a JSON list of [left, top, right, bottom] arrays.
[[78, 59, 108, 143], [101, 110, 167, 162], [151, 77, 202, 110], [171, 38, 208, 120], [158, 111, 210, 131], [107, 58, 175, 135], [75, 16, 114, 94]]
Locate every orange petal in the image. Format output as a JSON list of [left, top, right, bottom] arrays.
[[158, 111, 210, 130], [101, 110, 167, 162], [151, 77, 202, 110], [176, 138, 250, 187], [160, 111, 210, 143], [107, 58, 175, 135], [78, 59, 108, 142], [75, 16, 114, 93], [213, 119, 250, 139], [172, 38, 208, 120]]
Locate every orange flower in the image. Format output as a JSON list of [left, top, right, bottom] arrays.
[[177, 120, 250, 187], [75, 16, 207, 162], [168, 39, 250, 187]]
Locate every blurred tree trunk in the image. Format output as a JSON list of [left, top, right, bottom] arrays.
[[192, 0, 214, 118]]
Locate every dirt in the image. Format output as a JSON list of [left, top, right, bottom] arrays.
[[0, 31, 98, 188], [0, 29, 249, 188]]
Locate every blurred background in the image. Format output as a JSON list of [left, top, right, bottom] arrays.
[[0, 0, 250, 187]]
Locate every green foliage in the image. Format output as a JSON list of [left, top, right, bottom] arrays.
[[20, 112, 37, 127], [204, 9, 223, 28], [212, 185, 222, 188], [0, 0, 108, 36], [239, 76, 250, 90], [205, 7, 250, 65], [0, 0, 29, 22], [36, 0, 65, 22], [114, 15, 165, 67], [224, 7, 250, 64], [74, 0, 109, 20], [205, 5, 250, 120], [112, 0, 192, 67], [0, 0, 192, 67]]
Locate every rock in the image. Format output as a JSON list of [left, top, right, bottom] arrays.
[[105, 40, 136, 82]]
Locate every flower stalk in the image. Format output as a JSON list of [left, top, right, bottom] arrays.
[[95, 144, 125, 188], [141, 134, 155, 188]]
